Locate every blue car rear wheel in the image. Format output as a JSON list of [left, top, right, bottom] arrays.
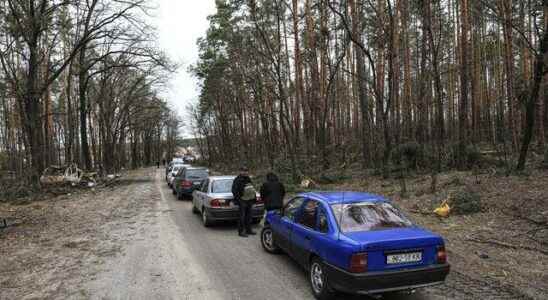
[[309, 258, 336, 300]]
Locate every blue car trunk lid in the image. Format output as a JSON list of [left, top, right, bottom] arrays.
[[344, 227, 443, 271]]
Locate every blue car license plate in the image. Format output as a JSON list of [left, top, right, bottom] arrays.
[[386, 252, 422, 264]]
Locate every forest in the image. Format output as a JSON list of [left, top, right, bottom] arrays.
[[1, 1, 548, 298], [0, 0, 181, 189], [190, 0, 548, 182]]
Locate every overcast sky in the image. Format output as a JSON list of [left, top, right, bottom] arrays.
[[151, 0, 217, 137]]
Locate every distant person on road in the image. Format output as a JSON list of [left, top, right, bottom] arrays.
[[162, 159, 166, 166], [260, 172, 285, 213], [232, 166, 256, 237]]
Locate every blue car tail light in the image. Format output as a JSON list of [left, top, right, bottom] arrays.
[[436, 245, 447, 264], [349, 252, 368, 273]]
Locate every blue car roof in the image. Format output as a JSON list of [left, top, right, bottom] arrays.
[[298, 191, 388, 204]]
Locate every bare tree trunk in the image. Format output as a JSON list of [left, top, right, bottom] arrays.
[[25, 26, 46, 184], [305, 0, 320, 155], [516, 19, 548, 170], [78, 0, 99, 171], [79, 47, 92, 170], [292, 0, 303, 146], [501, 0, 518, 150], [401, 0, 412, 142], [349, 0, 371, 167], [458, 0, 470, 167]]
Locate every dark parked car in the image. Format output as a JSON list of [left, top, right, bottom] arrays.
[[172, 167, 209, 200], [167, 164, 190, 188], [261, 191, 450, 299]]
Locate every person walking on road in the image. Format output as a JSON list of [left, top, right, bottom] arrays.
[[232, 167, 256, 237], [260, 172, 285, 214]]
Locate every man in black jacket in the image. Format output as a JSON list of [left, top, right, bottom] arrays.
[[232, 167, 255, 237], [260, 172, 285, 212]]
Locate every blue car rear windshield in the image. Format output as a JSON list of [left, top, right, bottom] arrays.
[[331, 202, 413, 232], [211, 179, 233, 193]]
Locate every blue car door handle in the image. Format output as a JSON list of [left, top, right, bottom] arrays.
[[305, 235, 311, 241]]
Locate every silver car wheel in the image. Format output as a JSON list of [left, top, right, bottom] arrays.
[[202, 209, 207, 224], [262, 228, 274, 251], [310, 262, 324, 294]]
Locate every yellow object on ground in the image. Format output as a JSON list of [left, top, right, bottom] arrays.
[[434, 200, 451, 217]]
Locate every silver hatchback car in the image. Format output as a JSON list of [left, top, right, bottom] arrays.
[[192, 176, 264, 226]]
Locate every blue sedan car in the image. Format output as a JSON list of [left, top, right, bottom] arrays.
[[261, 192, 450, 299]]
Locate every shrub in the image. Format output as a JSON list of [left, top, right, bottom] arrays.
[[0, 181, 33, 202], [543, 148, 548, 169], [465, 146, 482, 167], [448, 143, 482, 169], [315, 173, 351, 184], [0, 151, 9, 171], [450, 188, 482, 215], [391, 142, 422, 170]]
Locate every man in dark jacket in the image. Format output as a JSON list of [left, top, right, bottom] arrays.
[[232, 167, 255, 237], [260, 172, 285, 212]]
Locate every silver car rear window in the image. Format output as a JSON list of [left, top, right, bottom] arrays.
[[211, 179, 233, 193]]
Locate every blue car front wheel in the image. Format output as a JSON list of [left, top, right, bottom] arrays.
[[261, 226, 281, 254]]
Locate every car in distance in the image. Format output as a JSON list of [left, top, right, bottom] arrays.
[[165, 158, 184, 176], [183, 155, 195, 163], [165, 162, 184, 182], [261, 191, 450, 299], [192, 176, 264, 227], [166, 164, 188, 188], [173, 167, 209, 200]]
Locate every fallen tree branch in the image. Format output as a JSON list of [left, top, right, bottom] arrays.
[[466, 236, 548, 256], [502, 208, 548, 227]]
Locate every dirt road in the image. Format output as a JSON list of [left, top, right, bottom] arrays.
[[0, 168, 537, 299]]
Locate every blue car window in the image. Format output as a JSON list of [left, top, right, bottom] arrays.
[[283, 197, 305, 221], [298, 200, 318, 228], [317, 207, 329, 233]]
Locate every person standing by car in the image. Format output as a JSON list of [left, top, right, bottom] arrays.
[[232, 167, 256, 237], [260, 172, 285, 216]]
